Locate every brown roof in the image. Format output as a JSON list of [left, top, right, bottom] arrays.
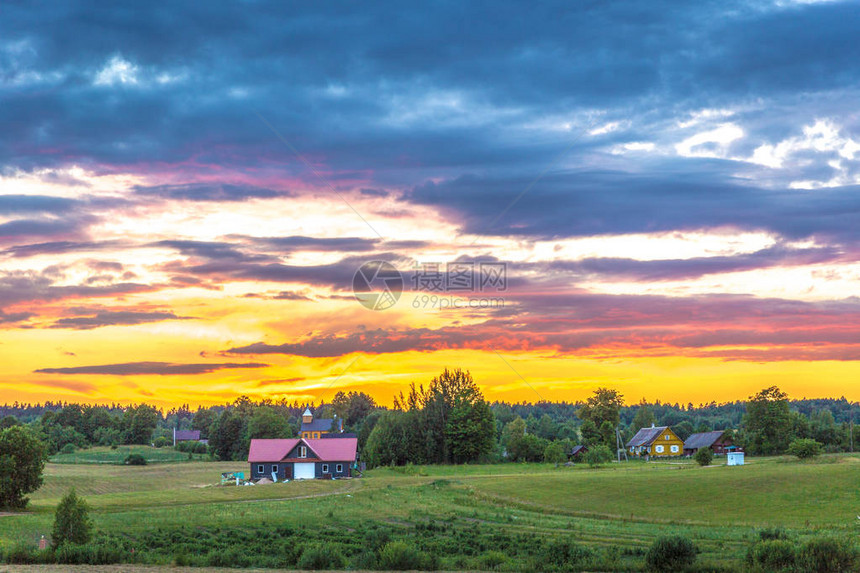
[[683, 431, 726, 450], [626, 426, 670, 447], [174, 430, 200, 441]]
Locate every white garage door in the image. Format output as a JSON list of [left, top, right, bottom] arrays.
[[294, 463, 315, 480]]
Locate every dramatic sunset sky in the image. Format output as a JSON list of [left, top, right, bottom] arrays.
[[2, 1, 860, 407]]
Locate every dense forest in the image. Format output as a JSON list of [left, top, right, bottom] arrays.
[[1, 374, 857, 465]]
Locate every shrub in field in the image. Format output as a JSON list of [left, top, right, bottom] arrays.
[[378, 541, 427, 570], [787, 438, 824, 460], [349, 550, 378, 570], [544, 538, 593, 569], [297, 543, 345, 570], [124, 453, 147, 465], [543, 441, 568, 464], [60, 443, 76, 454], [796, 536, 858, 572], [153, 436, 170, 448], [54, 540, 125, 565], [3, 542, 40, 564], [746, 539, 795, 572], [645, 535, 697, 572], [52, 489, 92, 547], [694, 447, 713, 466], [583, 444, 613, 467], [479, 550, 509, 570], [758, 527, 789, 541]]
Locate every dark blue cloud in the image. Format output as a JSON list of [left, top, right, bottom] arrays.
[[408, 172, 860, 243], [2, 0, 857, 177], [0, 195, 78, 214], [1, 0, 859, 250], [133, 183, 288, 202]]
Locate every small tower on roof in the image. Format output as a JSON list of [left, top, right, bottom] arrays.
[[302, 407, 313, 425]]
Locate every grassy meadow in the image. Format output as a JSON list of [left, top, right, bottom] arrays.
[[49, 445, 208, 465], [1, 454, 858, 571]]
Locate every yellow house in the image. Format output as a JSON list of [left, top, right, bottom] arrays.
[[626, 425, 684, 457], [299, 408, 342, 439]]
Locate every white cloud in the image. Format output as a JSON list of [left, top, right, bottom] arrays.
[[677, 108, 735, 129], [609, 141, 656, 155], [589, 121, 620, 136], [675, 124, 744, 158], [93, 54, 187, 88], [745, 119, 860, 188], [94, 55, 139, 86]]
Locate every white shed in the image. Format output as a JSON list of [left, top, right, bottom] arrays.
[[727, 451, 745, 466]]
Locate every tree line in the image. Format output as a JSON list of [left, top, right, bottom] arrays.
[[0, 376, 857, 497]]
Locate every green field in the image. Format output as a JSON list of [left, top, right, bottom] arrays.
[[2, 454, 859, 571], [49, 445, 208, 465]]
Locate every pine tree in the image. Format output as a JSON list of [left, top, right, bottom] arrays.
[[52, 488, 92, 546]]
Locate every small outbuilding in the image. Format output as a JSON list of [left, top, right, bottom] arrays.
[[683, 430, 736, 456], [727, 451, 745, 466], [569, 445, 588, 460], [173, 429, 207, 446]]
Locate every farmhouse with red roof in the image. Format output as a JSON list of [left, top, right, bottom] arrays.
[[248, 436, 358, 480]]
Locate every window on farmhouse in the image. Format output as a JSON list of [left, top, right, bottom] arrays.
[[336, 464, 343, 472], [272, 464, 278, 473], [257, 464, 264, 473], [655, 445, 664, 453], [671, 445, 679, 453], [299, 446, 307, 458], [322, 464, 328, 473]]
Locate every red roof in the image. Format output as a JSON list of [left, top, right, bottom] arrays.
[[247, 437, 357, 462], [248, 438, 299, 462], [305, 437, 357, 461]]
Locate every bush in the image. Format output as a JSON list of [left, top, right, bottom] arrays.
[[796, 536, 858, 572], [3, 542, 41, 564], [694, 447, 713, 466], [378, 541, 431, 570], [584, 445, 613, 467], [479, 550, 508, 570], [543, 441, 568, 464], [787, 438, 824, 460], [60, 443, 77, 455], [152, 436, 170, 448], [124, 454, 147, 466], [758, 527, 789, 541], [52, 489, 92, 547], [297, 543, 345, 570], [747, 539, 795, 571], [350, 550, 378, 570], [544, 538, 593, 569], [645, 535, 697, 572]]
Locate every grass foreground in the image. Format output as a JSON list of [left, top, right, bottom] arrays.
[[1, 454, 859, 571]]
